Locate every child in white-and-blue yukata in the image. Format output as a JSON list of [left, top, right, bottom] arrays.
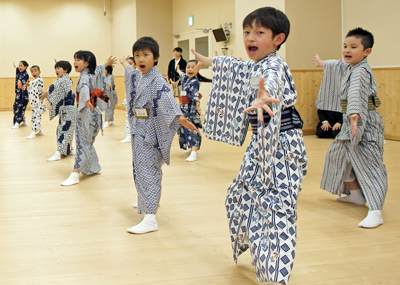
[[193, 7, 307, 285], [26, 65, 47, 139], [40, 60, 77, 162], [120, 37, 198, 234], [312, 28, 387, 228], [104, 65, 118, 128], [61, 51, 116, 186], [11, 61, 30, 129], [176, 60, 211, 162]]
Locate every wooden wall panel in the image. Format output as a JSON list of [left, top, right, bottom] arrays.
[[1, 69, 399, 140]]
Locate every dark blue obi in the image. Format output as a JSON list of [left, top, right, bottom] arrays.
[[248, 106, 303, 135], [64, 91, 76, 106]]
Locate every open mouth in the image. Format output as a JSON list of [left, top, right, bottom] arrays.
[[344, 55, 352, 60], [140, 65, 146, 69], [248, 46, 258, 53]]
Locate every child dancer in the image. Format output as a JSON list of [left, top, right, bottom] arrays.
[[26, 65, 46, 139], [11, 61, 30, 129], [120, 37, 197, 234], [193, 7, 307, 285], [120, 57, 135, 143], [312, 28, 387, 228], [176, 60, 211, 162], [104, 66, 118, 128], [61, 51, 116, 186], [40, 61, 77, 161]]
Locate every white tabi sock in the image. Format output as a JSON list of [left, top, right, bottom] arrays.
[[183, 149, 191, 153], [126, 214, 158, 234], [103, 121, 109, 128], [336, 189, 366, 205], [11, 123, 19, 129], [69, 149, 76, 156], [111, 121, 116, 126], [186, 151, 198, 162], [47, 151, 61, 162], [61, 172, 79, 186], [358, 210, 384, 228], [37, 128, 45, 136], [120, 136, 131, 143], [22, 121, 28, 126], [26, 131, 36, 139]]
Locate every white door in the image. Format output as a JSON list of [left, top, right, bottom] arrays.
[[173, 31, 213, 113]]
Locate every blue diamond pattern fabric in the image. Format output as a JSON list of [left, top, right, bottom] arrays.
[[206, 54, 308, 284]]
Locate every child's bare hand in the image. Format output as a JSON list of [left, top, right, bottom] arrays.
[[350, 114, 359, 136], [85, 99, 94, 111], [321, 121, 331, 131], [40, 91, 48, 102], [13, 62, 16, 68], [311, 53, 324, 67], [191, 49, 212, 71], [54, 58, 57, 63], [105, 56, 117, 67], [179, 116, 198, 133], [242, 77, 280, 121], [196, 106, 201, 115], [332, 122, 341, 131]]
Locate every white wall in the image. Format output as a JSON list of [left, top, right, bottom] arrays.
[[0, 0, 112, 78]]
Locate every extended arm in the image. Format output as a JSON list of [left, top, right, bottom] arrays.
[[311, 53, 325, 67]]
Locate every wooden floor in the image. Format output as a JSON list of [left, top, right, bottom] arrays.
[[0, 110, 399, 285]]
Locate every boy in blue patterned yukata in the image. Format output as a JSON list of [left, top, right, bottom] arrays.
[[61, 51, 116, 186], [104, 65, 118, 128], [312, 28, 387, 228], [26, 65, 46, 139], [40, 61, 77, 161], [11, 61, 30, 129], [120, 37, 198, 234], [192, 7, 307, 285], [176, 60, 211, 162]]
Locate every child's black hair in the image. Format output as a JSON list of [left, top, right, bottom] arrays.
[[187, 59, 212, 83], [242, 7, 290, 50], [31, 65, 40, 71], [128, 56, 134, 61], [105, 65, 113, 75], [346, 27, 374, 49], [173, 47, 182, 53], [20, 61, 29, 68], [74, 50, 97, 74], [132, 37, 159, 66], [54, 61, 72, 74]]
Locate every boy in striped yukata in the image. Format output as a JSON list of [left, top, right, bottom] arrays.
[[193, 7, 307, 285], [312, 27, 387, 228]]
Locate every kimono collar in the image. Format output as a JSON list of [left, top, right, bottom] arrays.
[[254, 51, 278, 66], [142, 65, 158, 78], [81, 68, 90, 75], [60, 74, 69, 80], [349, 57, 368, 70]]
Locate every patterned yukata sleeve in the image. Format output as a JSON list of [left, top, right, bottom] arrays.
[[203, 56, 251, 146], [77, 74, 90, 112], [345, 67, 370, 146], [315, 60, 347, 112], [124, 65, 141, 117]]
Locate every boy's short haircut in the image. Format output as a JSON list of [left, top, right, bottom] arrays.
[[173, 47, 182, 53], [346, 27, 374, 49], [242, 6, 290, 50], [105, 65, 113, 75], [20, 61, 29, 67], [132, 37, 159, 66], [128, 57, 134, 61], [55, 61, 72, 74], [31, 65, 40, 71]]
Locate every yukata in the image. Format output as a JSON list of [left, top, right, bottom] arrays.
[[27, 76, 47, 131], [105, 74, 118, 122], [177, 72, 202, 150], [125, 65, 182, 215], [74, 65, 108, 175], [13, 68, 29, 125], [46, 74, 77, 155], [320, 58, 388, 211], [203, 52, 307, 284], [122, 96, 131, 137]]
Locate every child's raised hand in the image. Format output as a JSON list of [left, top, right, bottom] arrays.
[[54, 58, 57, 63], [176, 64, 181, 74], [350, 114, 359, 136], [105, 56, 117, 67], [311, 53, 324, 67], [119, 55, 129, 67], [85, 98, 94, 111], [191, 49, 212, 71], [242, 77, 280, 121], [178, 115, 199, 133], [13, 62, 16, 68]]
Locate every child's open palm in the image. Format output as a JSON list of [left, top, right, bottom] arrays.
[[242, 77, 280, 121]]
